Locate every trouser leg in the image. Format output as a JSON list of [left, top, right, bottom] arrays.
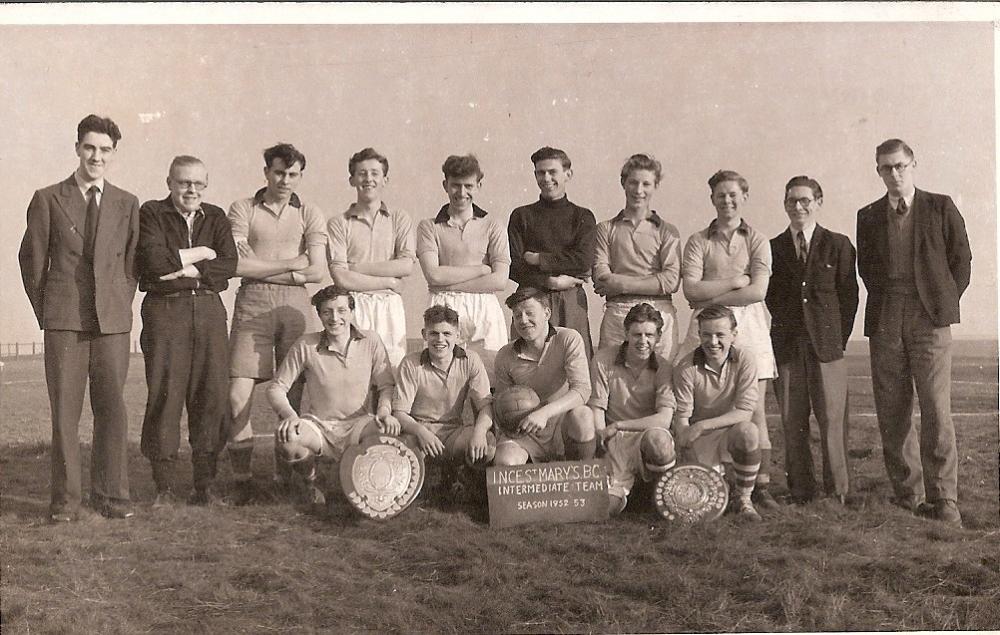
[[87, 331, 132, 502], [904, 300, 957, 504], [811, 353, 850, 497], [775, 341, 816, 500], [870, 293, 923, 502], [140, 297, 193, 490], [43, 330, 89, 513], [187, 296, 230, 490]]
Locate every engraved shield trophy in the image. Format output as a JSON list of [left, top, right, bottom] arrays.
[[653, 463, 729, 522], [340, 436, 425, 520]]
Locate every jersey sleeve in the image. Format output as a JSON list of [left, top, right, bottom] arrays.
[[587, 354, 610, 410]]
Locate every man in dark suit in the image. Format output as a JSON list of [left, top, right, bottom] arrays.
[[766, 176, 858, 505], [137, 155, 238, 506], [857, 139, 972, 525], [19, 114, 140, 522]]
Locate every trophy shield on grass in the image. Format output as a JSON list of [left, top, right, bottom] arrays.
[[653, 463, 729, 522], [340, 435, 425, 520]]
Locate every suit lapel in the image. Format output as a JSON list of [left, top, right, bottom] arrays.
[[53, 175, 87, 247], [775, 229, 797, 269], [869, 194, 890, 261], [910, 189, 930, 244]]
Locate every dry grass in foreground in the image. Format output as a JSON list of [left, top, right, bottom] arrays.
[[1, 353, 998, 633]]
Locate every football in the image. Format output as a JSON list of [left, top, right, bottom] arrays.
[[492, 385, 541, 435]]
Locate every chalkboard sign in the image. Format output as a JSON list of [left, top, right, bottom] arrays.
[[486, 460, 610, 529]]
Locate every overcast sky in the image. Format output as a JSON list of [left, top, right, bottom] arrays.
[[1, 13, 995, 343]]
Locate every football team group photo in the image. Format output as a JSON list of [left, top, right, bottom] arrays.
[[2, 15, 997, 634]]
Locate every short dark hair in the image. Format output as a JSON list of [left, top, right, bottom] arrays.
[[696, 305, 737, 330], [620, 154, 662, 186], [349, 147, 389, 177], [442, 154, 484, 181], [623, 303, 664, 334], [77, 114, 122, 147], [784, 175, 823, 201], [505, 286, 551, 310], [423, 304, 460, 328], [264, 143, 306, 170], [531, 146, 571, 170], [875, 138, 914, 161], [311, 285, 355, 311], [708, 169, 749, 195]]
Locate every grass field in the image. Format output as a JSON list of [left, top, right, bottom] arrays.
[[1, 348, 998, 633]]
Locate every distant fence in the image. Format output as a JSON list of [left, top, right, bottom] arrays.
[[0, 341, 143, 358]]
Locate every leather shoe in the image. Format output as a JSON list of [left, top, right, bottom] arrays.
[[751, 487, 780, 510], [891, 494, 923, 513], [152, 490, 180, 508], [933, 500, 963, 526], [232, 480, 275, 506], [98, 499, 136, 519], [302, 481, 327, 506], [49, 510, 78, 523], [188, 488, 223, 506]]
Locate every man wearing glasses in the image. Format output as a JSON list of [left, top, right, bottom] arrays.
[[856, 139, 971, 526], [137, 156, 237, 506], [766, 176, 858, 506]]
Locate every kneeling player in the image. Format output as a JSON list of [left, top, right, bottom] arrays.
[[393, 305, 496, 469], [493, 287, 595, 465], [589, 303, 676, 515], [672, 305, 763, 521], [266, 285, 397, 504]]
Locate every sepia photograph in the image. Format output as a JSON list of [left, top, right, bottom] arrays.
[[1, 3, 997, 633]]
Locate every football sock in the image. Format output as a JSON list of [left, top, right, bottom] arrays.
[[565, 437, 596, 460], [756, 448, 772, 487], [730, 448, 761, 500], [227, 442, 254, 482], [151, 459, 177, 493]]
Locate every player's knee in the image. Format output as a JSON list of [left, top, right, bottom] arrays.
[[275, 428, 314, 463], [228, 379, 254, 414], [563, 406, 595, 441], [730, 419, 759, 453], [492, 444, 528, 466], [641, 428, 675, 467]]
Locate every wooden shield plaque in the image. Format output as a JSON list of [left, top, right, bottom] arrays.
[[653, 463, 729, 523], [340, 436, 425, 520]]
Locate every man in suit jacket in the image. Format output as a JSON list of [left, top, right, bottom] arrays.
[[856, 139, 972, 525], [137, 155, 238, 506], [18, 114, 140, 522], [766, 176, 858, 505]]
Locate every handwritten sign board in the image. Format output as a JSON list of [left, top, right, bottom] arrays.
[[486, 460, 610, 529]]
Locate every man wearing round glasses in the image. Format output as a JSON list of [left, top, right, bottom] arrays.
[[765, 176, 858, 506], [856, 139, 972, 526], [137, 156, 238, 506]]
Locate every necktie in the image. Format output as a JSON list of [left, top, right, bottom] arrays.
[[896, 198, 908, 216], [84, 185, 100, 260], [796, 230, 808, 264]]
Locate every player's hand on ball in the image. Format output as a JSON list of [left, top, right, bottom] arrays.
[[518, 410, 547, 435], [277, 416, 301, 444], [468, 430, 490, 463], [416, 429, 445, 458]]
